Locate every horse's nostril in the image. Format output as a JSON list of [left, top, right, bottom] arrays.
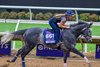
[[88, 38, 92, 42], [90, 39, 92, 42]]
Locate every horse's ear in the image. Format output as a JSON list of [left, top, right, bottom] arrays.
[[88, 22, 93, 28]]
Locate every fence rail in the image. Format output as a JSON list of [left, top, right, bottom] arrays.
[[0, 19, 100, 26], [0, 5, 100, 11]]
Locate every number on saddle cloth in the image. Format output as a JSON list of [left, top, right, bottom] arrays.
[[43, 29, 55, 45], [43, 29, 62, 45]]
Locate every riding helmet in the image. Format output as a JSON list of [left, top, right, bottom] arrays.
[[65, 10, 74, 16]]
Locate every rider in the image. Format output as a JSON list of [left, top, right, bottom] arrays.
[[49, 10, 74, 48]]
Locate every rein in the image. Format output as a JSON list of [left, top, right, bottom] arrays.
[[79, 35, 84, 53]]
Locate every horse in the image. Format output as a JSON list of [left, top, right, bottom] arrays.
[[1, 20, 93, 67]]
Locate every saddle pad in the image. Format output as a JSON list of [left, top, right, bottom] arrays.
[[43, 29, 56, 45]]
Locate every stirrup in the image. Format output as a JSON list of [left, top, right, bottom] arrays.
[[57, 42, 64, 50]]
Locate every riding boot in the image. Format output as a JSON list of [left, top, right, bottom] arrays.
[[57, 42, 64, 50]]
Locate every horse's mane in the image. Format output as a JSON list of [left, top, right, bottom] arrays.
[[69, 20, 88, 31], [70, 20, 88, 27]]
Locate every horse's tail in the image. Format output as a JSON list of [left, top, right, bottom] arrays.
[[1, 29, 27, 45], [1, 33, 14, 45]]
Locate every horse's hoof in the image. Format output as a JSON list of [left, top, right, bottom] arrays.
[[7, 60, 11, 63], [7, 60, 14, 63]]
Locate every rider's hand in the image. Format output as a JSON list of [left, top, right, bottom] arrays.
[[66, 25, 70, 28]]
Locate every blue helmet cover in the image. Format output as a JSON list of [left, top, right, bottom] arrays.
[[65, 10, 74, 16]]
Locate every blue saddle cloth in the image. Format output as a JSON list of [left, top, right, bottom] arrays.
[[43, 29, 62, 45]]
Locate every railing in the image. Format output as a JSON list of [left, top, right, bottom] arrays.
[[0, 5, 100, 22]]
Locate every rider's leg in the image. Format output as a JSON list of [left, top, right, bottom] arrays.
[[49, 22, 60, 44], [50, 24, 61, 49], [49, 19, 60, 45]]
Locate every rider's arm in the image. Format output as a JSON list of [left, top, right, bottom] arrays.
[[58, 17, 70, 28], [54, 14, 65, 18]]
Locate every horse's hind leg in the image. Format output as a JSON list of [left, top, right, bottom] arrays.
[[10, 47, 25, 62], [21, 42, 36, 67]]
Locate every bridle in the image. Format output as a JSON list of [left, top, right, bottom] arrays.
[[80, 27, 92, 42]]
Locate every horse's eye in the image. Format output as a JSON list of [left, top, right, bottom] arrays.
[[88, 31, 91, 36]]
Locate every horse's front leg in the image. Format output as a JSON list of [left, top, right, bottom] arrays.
[[70, 46, 92, 67], [63, 50, 69, 67]]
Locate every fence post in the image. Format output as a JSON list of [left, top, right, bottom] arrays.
[[84, 43, 88, 53], [12, 20, 20, 50]]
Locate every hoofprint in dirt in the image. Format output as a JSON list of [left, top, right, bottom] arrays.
[[0, 54, 100, 67]]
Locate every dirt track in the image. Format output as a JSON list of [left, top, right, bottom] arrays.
[[0, 56, 100, 67], [0, 52, 100, 67]]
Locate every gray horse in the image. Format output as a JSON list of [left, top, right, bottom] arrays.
[[1, 20, 93, 67]]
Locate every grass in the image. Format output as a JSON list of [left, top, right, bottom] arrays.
[[0, 23, 51, 49], [75, 43, 96, 52], [0, 22, 100, 52], [92, 26, 100, 36], [0, 23, 50, 32]]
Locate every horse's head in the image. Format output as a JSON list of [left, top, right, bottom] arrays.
[[81, 22, 93, 42]]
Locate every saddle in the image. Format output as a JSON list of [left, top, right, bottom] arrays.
[[43, 29, 62, 45]]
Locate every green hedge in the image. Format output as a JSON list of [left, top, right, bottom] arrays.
[[0, 11, 54, 20], [79, 13, 99, 21], [0, 11, 100, 21]]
